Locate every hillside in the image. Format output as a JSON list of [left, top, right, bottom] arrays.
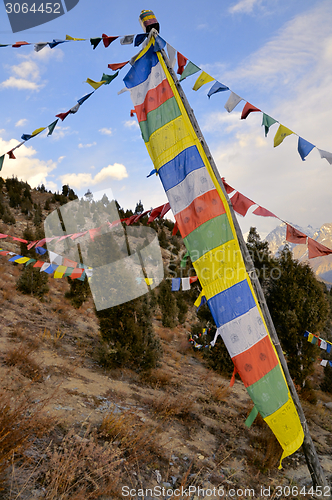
[[0, 179, 332, 498]]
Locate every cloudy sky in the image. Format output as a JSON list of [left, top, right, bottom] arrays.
[[0, 0, 331, 238]]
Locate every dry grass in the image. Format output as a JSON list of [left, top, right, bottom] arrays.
[[3, 347, 43, 381], [99, 409, 164, 466], [247, 412, 282, 472], [0, 385, 55, 491], [25, 428, 122, 500], [140, 367, 173, 388], [147, 392, 197, 421], [8, 327, 41, 351]]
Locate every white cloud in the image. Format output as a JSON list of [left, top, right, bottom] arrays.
[[15, 118, 28, 128], [201, 1, 332, 237], [1, 77, 42, 91], [60, 163, 129, 189], [0, 136, 56, 190], [229, 0, 262, 14], [1, 47, 63, 92], [78, 142, 97, 148], [124, 120, 139, 129], [99, 127, 113, 136]]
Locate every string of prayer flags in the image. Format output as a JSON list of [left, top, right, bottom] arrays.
[[304, 331, 332, 353], [273, 124, 294, 148], [241, 102, 261, 120], [262, 114, 278, 137], [224, 92, 243, 113], [12, 41, 30, 48], [192, 71, 214, 91], [171, 277, 198, 291], [207, 81, 229, 98], [179, 62, 201, 82]]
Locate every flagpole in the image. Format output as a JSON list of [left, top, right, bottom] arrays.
[[154, 32, 328, 491]]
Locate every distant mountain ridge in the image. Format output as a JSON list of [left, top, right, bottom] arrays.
[[264, 222, 332, 284]]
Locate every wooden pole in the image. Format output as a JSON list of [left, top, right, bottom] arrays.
[[155, 32, 328, 492]]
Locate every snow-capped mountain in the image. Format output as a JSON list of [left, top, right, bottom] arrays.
[[263, 222, 332, 284]]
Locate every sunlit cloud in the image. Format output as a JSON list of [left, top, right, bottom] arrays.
[[60, 163, 129, 189], [99, 127, 113, 136]]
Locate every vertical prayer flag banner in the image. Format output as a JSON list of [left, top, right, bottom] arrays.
[[124, 36, 304, 467]]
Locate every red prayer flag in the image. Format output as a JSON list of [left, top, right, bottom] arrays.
[[308, 238, 332, 259], [252, 206, 277, 218], [0, 234, 8, 239], [189, 276, 198, 284], [71, 231, 88, 240], [172, 222, 178, 236], [230, 191, 255, 217], [177, 52, 188, 75], [63, 257, 78, 268], [12, 237, 28, 243], [130, 109, 136, 117], [56, 110, 71, 121], [160, 202, 171, 219], [12, 41, 29, 47], [7, 150, 16, 159], [132, 210, 149, 223], [108, 61, 129, 71], [33, 261, 44, 268], [125, 215, 137, 226], [102, 34, 118, 48], [27, 240, 37, 250], [89, 227, 102, 240], [148, 204, 164, 223], [69, 268, 84, 279], [241, 102, 261, 120], [286, 224, 307, 244], [222, 178, 235, 194]]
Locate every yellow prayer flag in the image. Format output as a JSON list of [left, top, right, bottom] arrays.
[[14, 257, 30, 264], [66, 35, 85, 41], [54, 265, 67, 279], [86, 78, 106, 90], [273, 124, 294, 148], [192, 71, 214, 91], [194, 290, 205, 308], [308, 333, 313, 343], [31, 127, 46, 137], [144, 277, 153, 286]]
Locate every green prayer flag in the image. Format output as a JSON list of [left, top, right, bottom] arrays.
[[90, 37, 102, 49], [25, 258, 37, 266], [262, 113, 277, 137], [180, 251, 189, 268], [311, 336, 317, 345], [179, 61, 201, 82], [0, 154, 4, 171], [245, 406, 259, 428], [64, 267, 75, 277], [47, 119, 59, 136], [101, 71, 119, 84]]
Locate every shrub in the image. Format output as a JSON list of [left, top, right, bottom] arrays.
[[17, 265, 49, 300]]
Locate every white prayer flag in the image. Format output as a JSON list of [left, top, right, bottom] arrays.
[[181, 277, 190, 291], [318, 148, 332, 165], [224, 92, 243, 113]]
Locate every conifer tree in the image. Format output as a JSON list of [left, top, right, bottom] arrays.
[[267, 246, 329, 388], [157, 278, 178, 328]]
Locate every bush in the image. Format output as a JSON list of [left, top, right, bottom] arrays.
[[17, 265, 49, 300]]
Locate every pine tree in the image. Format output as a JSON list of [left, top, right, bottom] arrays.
[[246, 227, 277, 293], [157, 279, 178, 328]]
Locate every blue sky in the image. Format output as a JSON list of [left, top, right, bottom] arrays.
[[1, 0, 332, 238]]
